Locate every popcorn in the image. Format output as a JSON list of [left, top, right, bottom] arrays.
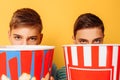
[[31, 77, 36, 80], [41, 72, 49, 80], [1, 74, 10, 80], [19, 73, 36, 80], [1, 73, 50, 80], [19, 73, 31, 80]]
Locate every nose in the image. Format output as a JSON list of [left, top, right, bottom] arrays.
[[88, 41, 93, 44], [22, 40, 28, 45]]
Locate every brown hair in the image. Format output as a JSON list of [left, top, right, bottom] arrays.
[[74, 13, 104, 36], [9, 8, 43, 33]]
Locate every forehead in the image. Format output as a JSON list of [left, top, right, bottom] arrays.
[[10, 26, 40, 36], [11, 24, 41, 32], [75, 28, 103, 40]]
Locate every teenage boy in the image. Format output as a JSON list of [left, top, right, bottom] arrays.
[[56, 13, 105, 80], [7, 8, 54, 80], [8, 8, 43, 45]]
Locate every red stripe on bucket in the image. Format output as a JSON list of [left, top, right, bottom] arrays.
[[21, 51, 32, 74], [9, 57, 18, 80], [106, 46, 113, 67], [43, 50, 51, 77], [77, 46, 84, 67], [0, 52, 6, 76], [34, 50, 44, 80], [116, 46, 120, 80], [92, 46, 99, 68], [67, 47, 72, 66], [48, 49, 54, 73]]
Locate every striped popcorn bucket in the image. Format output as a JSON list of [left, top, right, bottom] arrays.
[[63, 44, 120, 80], [0, 45, 54, 80]]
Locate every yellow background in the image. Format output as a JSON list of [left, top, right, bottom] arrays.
[[0, 0, 120, 68]]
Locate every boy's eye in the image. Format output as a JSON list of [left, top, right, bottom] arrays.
[[29, 37, 37, 41], [79, 40, 88, 44], [93, 39, 102, 44], [14, 36, 22, 40]]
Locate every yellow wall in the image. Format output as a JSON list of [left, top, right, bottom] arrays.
[[0, 0, 120, 68]]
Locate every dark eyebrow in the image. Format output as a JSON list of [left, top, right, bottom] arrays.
[[29, 36, 37, 38], [13, 34, 37, 38], [93, 37, 103, 41], [78, 38, 88, 41], [13, 34, 21, 36]]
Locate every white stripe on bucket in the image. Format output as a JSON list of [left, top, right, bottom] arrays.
[[64, 47, 70, 80], [83, 46, 92, 66], [99, 46, 107, 66], [71, 46, 78, 66], [112, 46, 118, 80], [64, 47, 69, 65]]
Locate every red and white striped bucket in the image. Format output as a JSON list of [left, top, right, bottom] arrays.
[[63, 44, 120, 80], [0, 45, 54, 80]]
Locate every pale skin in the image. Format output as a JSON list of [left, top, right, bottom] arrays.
[[72, 27, 104, 44], [8, 26, 43, 45]]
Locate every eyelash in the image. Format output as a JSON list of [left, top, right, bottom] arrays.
[[94, 39, 101, 43], [14, 36, 21, 39], [79, 40, 87, 43], [29, 37, 37, 41], [95, 39, 100, 42], [13, 36, 37, 41]]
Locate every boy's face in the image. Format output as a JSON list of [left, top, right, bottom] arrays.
[[73, 27, 104, 44], [8, 26, 43, 45]]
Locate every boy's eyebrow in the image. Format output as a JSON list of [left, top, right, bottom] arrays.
[[13, 34, 21, 36], [78, 37, 103, 41], [13, 34, 38, 37], [28, 36, 38, 38], [93, 37, 103, 40], [78, 38, 88, 41]]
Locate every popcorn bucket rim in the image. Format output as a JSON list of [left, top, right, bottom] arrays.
[[62, 44, 120, 47], [0, 45, 55, 51]]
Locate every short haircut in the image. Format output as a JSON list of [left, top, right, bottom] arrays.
[[74, 13, 104, 36], [9, 8, 43, 33]]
